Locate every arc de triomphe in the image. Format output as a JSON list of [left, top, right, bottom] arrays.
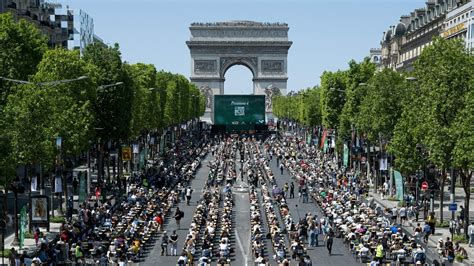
[[186, 21, 292, 123]]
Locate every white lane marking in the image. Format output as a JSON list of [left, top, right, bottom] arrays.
[[235, 229, 248, 266]]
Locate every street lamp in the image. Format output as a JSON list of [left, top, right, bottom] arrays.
[[95, 82, 124, 185], [0, 219, 5, 265], [329, 87, 345, 93], [0, 75, 88, 86], [405, 77, 417, 81], [9, 178, 24, 246], [98, 81, 124, 90]]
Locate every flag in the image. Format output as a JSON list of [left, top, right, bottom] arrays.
[[54, 176, 62, 193], [320, 129, 327, 149], [31, 176, 37, 192]]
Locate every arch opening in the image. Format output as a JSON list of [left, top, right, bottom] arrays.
[[224, 64, 254, 95]]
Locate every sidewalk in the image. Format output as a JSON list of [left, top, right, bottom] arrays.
[[368, 191, 474, 265], [3, 222, 62, 257]]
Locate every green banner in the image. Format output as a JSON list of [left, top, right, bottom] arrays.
[[139, 149, 146, 169], [79, 172, 86, 203], [214, 95, 265, 126], [20, 206, 27, 249], [393, 169, 404, 201], [323, 139, 329, 153], [343, 143, 349, 168]]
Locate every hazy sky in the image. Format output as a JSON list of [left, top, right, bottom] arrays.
[[60, 0, 424, 94]]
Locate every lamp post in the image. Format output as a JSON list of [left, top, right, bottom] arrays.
[[0, 219, 5, 265], [95, 82, 124, 185], [329, 87, 346, 169], [9, 177, 23, 246]]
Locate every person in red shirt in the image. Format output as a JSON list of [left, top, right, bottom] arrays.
[[155, 213, 164, 231]]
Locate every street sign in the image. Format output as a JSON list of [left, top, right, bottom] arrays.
[[449, 203, 457, 211], [421, 181, 428, 191]]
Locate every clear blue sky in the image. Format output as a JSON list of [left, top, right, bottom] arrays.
[[61, 0, 424, 94]]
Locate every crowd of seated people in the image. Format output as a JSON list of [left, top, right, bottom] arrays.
[[9, 131, 209, 265], [267, 134, 431, 265]]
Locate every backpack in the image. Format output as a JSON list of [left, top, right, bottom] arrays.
[[180, 211, 184, 218], [415, 251, 425, 262], [423, 225, 431, 233]]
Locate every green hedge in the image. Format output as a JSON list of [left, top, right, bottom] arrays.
[[387, 196, 398, 201], [0, 249, 12, 258], [436, 221, 450, 228], [455, 254, 467, 262], [453, 234, 469, 244], [24, 231, 34, 238], [50, 216, 65, 223]]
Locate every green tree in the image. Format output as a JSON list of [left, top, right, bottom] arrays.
[[83, 43, 133, 142], [156, 71, 173, 128], [32, 49, 96, 157], [412, 37, 473, 222], [319, 71, 348, 130], [357, 68, 405, 143], [453, 87, 474, 236], [338, 59, 375, 142], [128, 63, 159, 136], [0, 13, 48, 201], [83, 43, 134, 181], [0, 13, 48, 105]]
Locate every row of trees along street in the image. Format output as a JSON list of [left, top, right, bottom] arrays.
[[0, 13, 206, 228], [273, 37, 473, 237]]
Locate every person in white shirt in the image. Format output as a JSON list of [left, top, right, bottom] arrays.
[[399, 206, 407, 225], [468, 221, 474, 247]]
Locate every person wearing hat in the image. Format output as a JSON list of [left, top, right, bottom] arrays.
[[437, 238, 444, 256]]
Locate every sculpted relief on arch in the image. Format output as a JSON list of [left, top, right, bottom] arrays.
[[264, 84, 281, 111], [200, 85, 213, 110]]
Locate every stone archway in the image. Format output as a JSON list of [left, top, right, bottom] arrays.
[[187, 21, 292, 123]]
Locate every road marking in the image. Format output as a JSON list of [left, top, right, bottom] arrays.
[[235, 229, 248, 266]]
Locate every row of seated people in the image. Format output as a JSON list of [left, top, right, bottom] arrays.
[[176, 141, 231, 266], [250, 187, 267, 260], [243, 142, 272, 266], [260, 183, 289, 265], [260, 158, 309, 264]]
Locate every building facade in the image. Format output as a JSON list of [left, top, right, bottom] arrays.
[[380, 0, 468, 72], [442, 0, 474, 50], [369, 48, 382, 68], [1, 0, 97, 53]]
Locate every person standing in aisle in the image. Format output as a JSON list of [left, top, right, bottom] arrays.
[[170, 230, 179, 256], [290, 182, 295, 199], [161, 231, 169, 256], [175, 207, 183, 229], [280, 162, 284, 175], [185, 186, 193, 205], [326, 229, 334, 255]]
